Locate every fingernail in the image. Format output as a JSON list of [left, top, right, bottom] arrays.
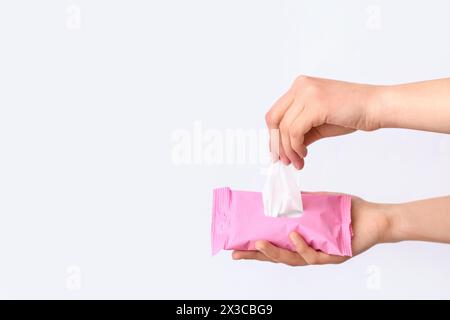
[[289, 232, 298, 243], [299, 161, 305, 170]]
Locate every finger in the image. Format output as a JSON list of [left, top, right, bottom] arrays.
[[265, 91, 294, 130], [255, 240, 306, 267], [290, 140, 308, 161], [268, 129, 280, 162], [296, 157, 305, 170], [288, 107, 323, 148], [279, 102, 305, 168], [269, 125, 291, 165], [266, 91, 295, 162], [289, 232, 320, 264], [280, 133, 301, 167], [232, 250, 275, 262], [289, 232, 345, 265], [303, 129, 323, 147], [278, 143, 291, 165]]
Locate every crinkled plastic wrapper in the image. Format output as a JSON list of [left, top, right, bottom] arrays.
[[211, 187, 353, 257]]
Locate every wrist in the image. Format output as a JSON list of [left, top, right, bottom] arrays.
[[378, 203, 406, 243], [364, 85, 393, 131]]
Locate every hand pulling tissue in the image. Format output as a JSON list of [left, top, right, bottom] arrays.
[[262, 162, 303, 217]]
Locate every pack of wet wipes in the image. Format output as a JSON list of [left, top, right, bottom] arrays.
[[211, 187, 353, 256]]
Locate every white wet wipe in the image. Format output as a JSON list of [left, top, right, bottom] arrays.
[[262, 161, 303, 217]]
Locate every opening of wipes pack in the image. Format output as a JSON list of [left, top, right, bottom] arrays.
[[211, 163, 353, 257]]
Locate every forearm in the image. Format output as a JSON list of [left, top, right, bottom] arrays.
[[370, 78, 450, 133], [384, 196, 450, 243]]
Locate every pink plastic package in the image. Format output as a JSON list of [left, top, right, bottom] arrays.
[[211, 187, 353, 256]]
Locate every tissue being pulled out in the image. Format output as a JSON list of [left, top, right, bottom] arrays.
[[262, 162, 303, 217]]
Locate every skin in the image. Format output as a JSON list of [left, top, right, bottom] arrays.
[[235, 76, 450, 266], [233, 195, 450, 266], [264, 76, 450, 169]]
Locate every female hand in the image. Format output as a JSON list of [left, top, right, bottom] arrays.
[[232, 196, 392, 266], [266, 76, 450, 169], [265, 76, 380, 169]]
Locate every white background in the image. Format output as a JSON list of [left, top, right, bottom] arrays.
[[0, 0, 449, 299]]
